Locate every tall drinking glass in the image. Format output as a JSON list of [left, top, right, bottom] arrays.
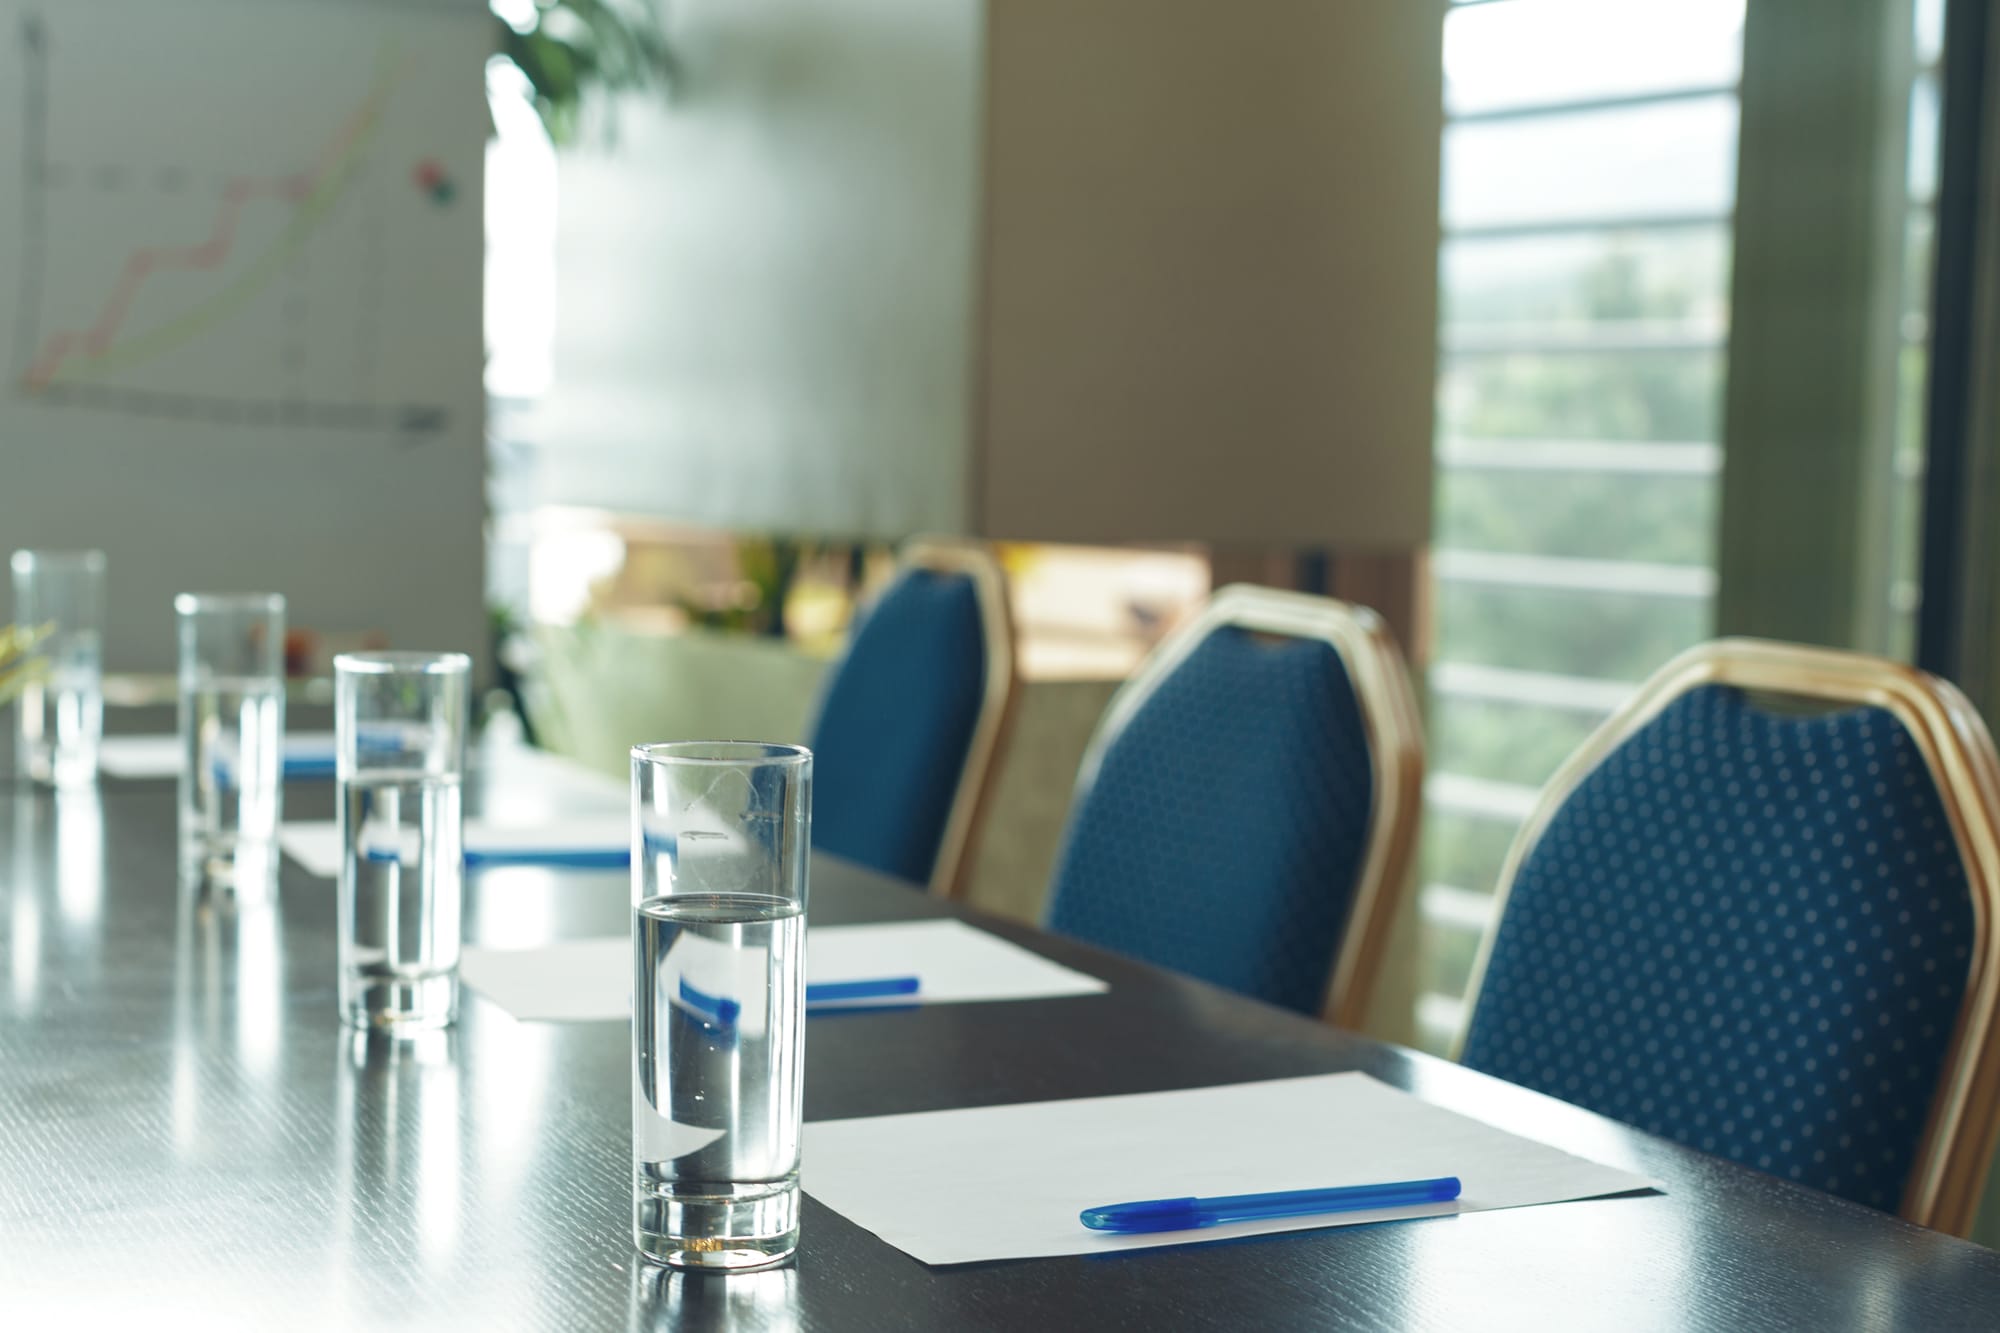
[[177, 593, 286, 898], [335, 652, 470, 1031], [10, 550, 105, 787], [632, 742, 811, 1271]]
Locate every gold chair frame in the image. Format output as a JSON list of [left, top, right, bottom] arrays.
[[1453, 638, 2000, 1236], [895, 538, 1020, 900], [1071, 583, 1425, 1030]]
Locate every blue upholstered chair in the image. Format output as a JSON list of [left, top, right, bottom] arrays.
[[1041, 584, 1423, 1027], [1458, 639, 2000, 1235], [806, 541, 1016, 896]]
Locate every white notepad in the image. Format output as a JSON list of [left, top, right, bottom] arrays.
[[458, 919, 1108, 1022], [801, 1071, 1658, 1265], [277, 816, 631, 879]]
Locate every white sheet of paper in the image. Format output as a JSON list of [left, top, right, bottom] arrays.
[[95, 735, 188, 778], [810, 920, 1107, 1006], [277, 815, 632, 879], [98, 732, 338, 779], [475, 742, 627, 817], [801, 1071, 1657, 1265], [458, 919, 1109, 1022]]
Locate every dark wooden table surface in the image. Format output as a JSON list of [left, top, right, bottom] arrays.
[[4, 765, 2000, 1330]]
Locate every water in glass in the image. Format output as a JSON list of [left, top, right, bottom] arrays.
[[18, 635, 101, 786], [633, 891, 806, 1270], [339, 768, 464, 1029], [180, 675, 282, 887]]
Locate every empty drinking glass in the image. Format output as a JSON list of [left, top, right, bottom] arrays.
[[10, 550, 105, 787], [335, 651, 470, 1032], [177, 593, 286, 898], [632, 742, 812, 1272]]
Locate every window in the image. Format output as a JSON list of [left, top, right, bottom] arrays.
[[1418, 0, 1747, 1050], [1886, 0, 1948, 659]]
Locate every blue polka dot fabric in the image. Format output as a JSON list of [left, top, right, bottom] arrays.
[[808, 569, 987, 887], [1042, 625, 1375, 1015], [1461, 684, 1975, 1214]]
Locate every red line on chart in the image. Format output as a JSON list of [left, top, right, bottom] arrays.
[[21, 92, 382, 392]]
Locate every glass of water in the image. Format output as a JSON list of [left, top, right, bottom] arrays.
[[176, 593, 286, 898], [10, 549, 106, 787], [335, 651, 470, 1032], [632, 741, 811, 1272]]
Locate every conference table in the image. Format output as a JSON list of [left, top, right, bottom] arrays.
[[5, 754, 2000, 1330]]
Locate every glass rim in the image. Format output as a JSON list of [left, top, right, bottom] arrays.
[[333, 650, 472, 677], [175, 591, 285, 615], [631, 740, 812, 767], [11, 549, 106, 573]]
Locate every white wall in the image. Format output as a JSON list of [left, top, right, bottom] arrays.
[[0, 0, 488, 674], [511, 0, 984, 539]]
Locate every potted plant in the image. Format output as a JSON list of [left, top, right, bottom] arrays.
[[491, 0, 675, 142], [0, 624, 50, 706]]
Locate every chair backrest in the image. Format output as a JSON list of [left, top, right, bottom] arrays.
[[1041, 584, 1423, 1027], [1457, 639, 2000, 1235], [806, 540, 1016, 896]]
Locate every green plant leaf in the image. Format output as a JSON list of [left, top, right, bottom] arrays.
[[0, 622, 55, 706], [494, 0, 674, 145]]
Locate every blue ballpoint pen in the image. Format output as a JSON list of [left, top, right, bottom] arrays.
[[360, 844, 628, 870], [214, 734, 392, 788], [209, 752, 336, 790], [806, 976, 922, 1007], [678, 975, 922, 1026], [1079, 1176, 1462, 1233], [464, 846, 628, 871], [281, 754, 339, 780]]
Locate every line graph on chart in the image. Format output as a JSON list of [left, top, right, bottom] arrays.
[[2, 2, 478, 435]]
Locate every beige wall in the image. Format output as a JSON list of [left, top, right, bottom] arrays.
[[977, 0, 1443, 548]]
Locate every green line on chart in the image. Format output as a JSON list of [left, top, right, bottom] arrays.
[[50, 51, 405, 386]]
